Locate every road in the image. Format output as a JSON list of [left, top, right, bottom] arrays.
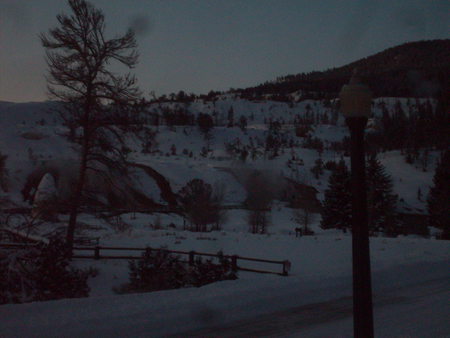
[[172, 277, 450, 337]]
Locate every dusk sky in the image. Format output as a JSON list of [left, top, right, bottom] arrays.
[[1, 0, 448, 102]]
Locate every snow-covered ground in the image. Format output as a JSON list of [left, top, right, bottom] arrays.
[[0, 97, 437, 211], [1, 97, 447, 337], [1, 240, 448, 337]]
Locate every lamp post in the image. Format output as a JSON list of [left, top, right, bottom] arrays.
[[340, 71, 374, 338]]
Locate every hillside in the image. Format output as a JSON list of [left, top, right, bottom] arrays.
[[1, 63, 448, 338], [0, 96, 440, 222], [239, 40, 450, 99]]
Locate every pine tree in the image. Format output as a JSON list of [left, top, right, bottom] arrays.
[[321, 160, 352, 230], [197, 113, 214, 138], [427, 150, 450, 238], [40, 0, 142, 252], [238, 115, 248, 133], [246, 172, 273, 234], [366, 156, 399, 235], [311, 158, 324, 179]]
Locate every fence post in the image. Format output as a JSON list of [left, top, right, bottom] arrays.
[[282, 260, 291, 276], [231, 255, 238, 272], [189, 251, 195, 266], [94, 246, 100, 260]]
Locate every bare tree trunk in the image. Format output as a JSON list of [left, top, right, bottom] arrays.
[[66, 139, 88, 254], [41, 0, 141, 255], [67, 100, 91, 254], [303, 209, 309, 233]]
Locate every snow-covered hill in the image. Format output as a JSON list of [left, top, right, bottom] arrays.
[[0, 97, 436, 214], [1, 97, 448, 337]]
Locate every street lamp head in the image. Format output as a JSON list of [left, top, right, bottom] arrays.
[[339, 69, 372, 119]]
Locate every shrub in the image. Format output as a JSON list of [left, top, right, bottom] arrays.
[[21, 131, 47, 140], [189, 252, 236, 287], [0, 238, 90, 304], [324, 160, 338, 171], [115, 248, 237, 294]]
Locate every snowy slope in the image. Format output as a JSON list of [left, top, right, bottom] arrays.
[[0, 97, 448, 337], [0, 97, 436, 213], [1, 238, 448, 337]]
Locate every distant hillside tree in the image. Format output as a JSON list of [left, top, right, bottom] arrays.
[[292, 195, 313, 235], [40, 0, 142, 252], [320, 160, 352, 231], [427, 150, 450, 239], [141, 128, 158, 154], [366, 156, 399, 236], [245, 172, 273, 234], [197, 113, 214, 138], [238, 115, 247, 132], [178, 179, 222, 232], [227, 106, 234, 127], [311, 158, 324, 179], [321, 157, 399, 235]]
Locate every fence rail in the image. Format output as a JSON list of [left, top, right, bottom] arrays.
[[0, 243, 291, 276], [74, 246, 291, 276]]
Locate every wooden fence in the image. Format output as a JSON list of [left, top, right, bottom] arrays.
[[0, 242, 291, 276], [72, 246, 291, 276]]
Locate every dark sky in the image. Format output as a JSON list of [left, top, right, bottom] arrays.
[[1, 0, 448, 102]]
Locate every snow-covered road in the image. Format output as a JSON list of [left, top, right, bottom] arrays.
[[175, 275, 450, 337], [1, 260, 448, 337]]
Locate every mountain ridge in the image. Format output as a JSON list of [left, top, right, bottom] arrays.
[[238, 39, 450, 100]]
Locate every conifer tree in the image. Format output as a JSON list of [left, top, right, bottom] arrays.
[[320, 160, 351, 230], [238, 115, 248, 133], [366, 156, 399, 235], [427, 150, 450, 238], [40, 0, 142, 252]]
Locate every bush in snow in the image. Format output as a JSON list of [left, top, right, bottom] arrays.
[[188, 251, 237, 287], [0, 238, 90, 304], [323, 160, 339, 171], [115, 248, 237, 294]]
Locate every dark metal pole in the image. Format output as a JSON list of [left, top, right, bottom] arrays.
[[346, 116, 374, 338]]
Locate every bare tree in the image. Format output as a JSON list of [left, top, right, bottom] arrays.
[[292, 196, 312, 235], [210, 181, 228, 231], [178, 179, 223, 232], [40, 0, 142, 252], [245, 171, 273, 234]]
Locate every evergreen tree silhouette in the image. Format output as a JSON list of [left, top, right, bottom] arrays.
[[321, 160, 351, 230], [366, 156, 399, 235], [427, 150, 450, 238]]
